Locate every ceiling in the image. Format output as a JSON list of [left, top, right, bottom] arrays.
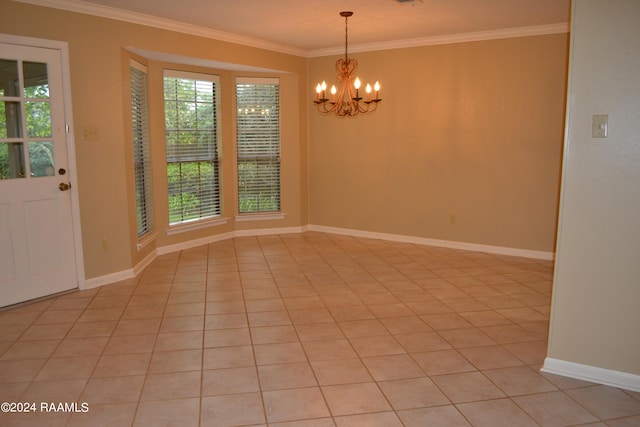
[[17, 0, 571, 56]]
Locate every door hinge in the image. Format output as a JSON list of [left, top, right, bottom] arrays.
[[65, 124, 70, 133]]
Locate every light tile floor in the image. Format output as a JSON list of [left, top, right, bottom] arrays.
[[1, 232, 639, 426]]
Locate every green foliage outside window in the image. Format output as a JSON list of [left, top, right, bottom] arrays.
[[167, 161, 217, 224], [238, 161, 280, 212]]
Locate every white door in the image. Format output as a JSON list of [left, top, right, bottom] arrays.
[[0, 42, 77, 307]]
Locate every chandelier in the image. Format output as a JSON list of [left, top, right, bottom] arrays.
[[313, 11, 381, 117]]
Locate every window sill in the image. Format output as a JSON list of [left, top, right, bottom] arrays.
[[166, 217, 229, 236], [235, 212, 287, 222], [136, 232, 158, 251]]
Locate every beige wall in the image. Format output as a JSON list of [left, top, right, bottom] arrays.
[[1, 0, 308, 279], [308, 34, 568, 252], [547, 0, 640, 377]]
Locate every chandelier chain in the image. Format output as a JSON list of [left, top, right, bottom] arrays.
[[344, 14, 349, 62]]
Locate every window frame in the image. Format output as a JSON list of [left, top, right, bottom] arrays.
[[129, 60, 154, 239], [235, 77, 282, 217], [163, 69, 222, 227]]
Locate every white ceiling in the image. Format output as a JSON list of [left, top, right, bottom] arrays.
[[18, 0, 571, 56]]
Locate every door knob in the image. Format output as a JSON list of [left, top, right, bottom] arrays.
[[59, 182, 71, 191]]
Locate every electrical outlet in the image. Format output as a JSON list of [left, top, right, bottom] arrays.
[[101, 238, 109, 252]]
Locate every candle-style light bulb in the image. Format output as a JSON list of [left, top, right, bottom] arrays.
[[316, 83, 322, 94], [330, 85, 337, 101], [365, 83, 372, 100], [320, 81, 327, 100], [374, 81, 381, 99], [354, 77, 361, 89]]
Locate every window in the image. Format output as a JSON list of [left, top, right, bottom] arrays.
[[164, 71, 220, 225], [236, 77, 280, 214], [130, 60, 153, 238]]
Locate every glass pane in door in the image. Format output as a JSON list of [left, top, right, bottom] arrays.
[[0, 59, 19, 96], [25, 101, 51, 137], [29, 141, 54, 177], [23, 62, 49, 98], [0, 142, 25, 179], [1, 101, 22, 138]]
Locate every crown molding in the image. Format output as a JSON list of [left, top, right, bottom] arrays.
[[126, 48, 285, 72], [13, 0, 568, 58], [308, 22, 570, 57], [12, 0, 307, 57]]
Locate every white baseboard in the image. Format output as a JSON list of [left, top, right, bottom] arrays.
[[156, 226, 305, 255], [307, 225, 555, 260], [81, 247, 156, 290], [132, 248, 157, 277], [83, 268, 136, 290], [234, 226, 305, 237], [542, 357, 640, 392], [82, 224, 554, 291], [156, 231, 236, 255]]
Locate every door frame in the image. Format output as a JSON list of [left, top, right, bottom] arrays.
[[1, 32, 86, 291]]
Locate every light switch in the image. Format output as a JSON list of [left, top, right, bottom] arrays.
[[83, 126, 99, 141], [592, 114, 608, 138]]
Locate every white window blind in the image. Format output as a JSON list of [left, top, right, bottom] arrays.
[[164, 70, 221, 225], [236, 77, 280, 214], [130, 60, 153, 238]]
